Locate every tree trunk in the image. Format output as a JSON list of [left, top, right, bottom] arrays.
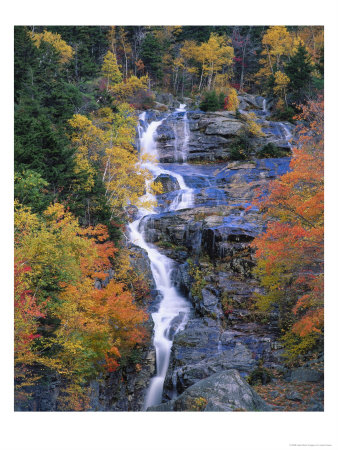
[[240, 26, 251, 92]]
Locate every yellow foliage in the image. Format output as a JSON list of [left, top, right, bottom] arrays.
[[256, 25, 296, 92], [198, 33, 234, 89], [109, 75, 149, 101], [273, 71, 290, 97], [213, 74, 231, 92], [262, 26, 293, 61], [68, 114, 106, 161], [245, 112, 266, 137], [102, 50, 122, 86], [199, 33, 234, 74], [30, 30, 74, 64], [226, 87, 239, 111], [14, 201, 40, 243], [177, 34, 234, 91], [73, 154, 96, 192], [291, 26, 324, 64], [69, 104, 156, 216], [15, 203, 96, 293]]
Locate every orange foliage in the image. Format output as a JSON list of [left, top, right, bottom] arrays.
[[14, 203, 148, 408], [14, 259, 47, 402], [252, 98, 324, 357]]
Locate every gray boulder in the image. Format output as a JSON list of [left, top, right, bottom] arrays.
[[149, 369, 271, 411], [204, 119, 244, 137], [285, 368, 323, 383], [286, 390, 303, 402], [168, 342, 256, 393], [154, 174, 180, 193]]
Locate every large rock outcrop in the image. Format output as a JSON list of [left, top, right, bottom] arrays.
[[148, 369, 271, 411]]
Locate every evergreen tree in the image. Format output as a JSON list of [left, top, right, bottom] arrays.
[[218, 92, 226, 110], [285, 43, 313, 102], [140, 32, 163, 81], [200, 91, 220, 111], [316, 46, 324, 77], [14, 27, 39, 103]]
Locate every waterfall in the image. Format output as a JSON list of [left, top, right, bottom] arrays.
[[181, 111, 190, 162], [128, 109, 192, 410], [173, 104, 190, 163], [280, 123, 292, 148]]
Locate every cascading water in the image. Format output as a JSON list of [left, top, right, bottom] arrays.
[[171, 104, 191, 163], [128, 106, 193, 410], [181, 110, 190, 162], [280, 122, 292, 148]]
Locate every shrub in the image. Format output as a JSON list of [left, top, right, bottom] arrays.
[[188, 396, 207, 411], [245, 112, 266, 137], [274, 101, 296, 122], [257, 142, 289, 158], [187, 258, 210, 299], [229, 134, 252, 160], [225, 87, 239, 111], [218, 92, 226, 110], [200, 90, 220, 112], [247, 362, 272, 386], [128, 89, 155, 110]]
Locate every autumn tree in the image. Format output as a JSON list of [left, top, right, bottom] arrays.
[[68, 104, 157, 218], [101, 50, 122, 88], [109, 75, 149, 102], [197, 33, 234, 91], [14, 202, 148, 409], [251, 98, 324, 361], [273, 70, 290, 106], [29, 29, 74, 64], [255, 26, 297, 97], [14, 259, 46, 406], [172, 40, 199, 95]]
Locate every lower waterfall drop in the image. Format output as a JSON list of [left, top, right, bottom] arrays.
[[128, 107, 193, 410]]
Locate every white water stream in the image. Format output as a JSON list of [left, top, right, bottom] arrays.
[[129, 107, 193, 409], [280, 122, 292, 148]]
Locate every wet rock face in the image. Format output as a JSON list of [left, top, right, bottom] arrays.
[[142, 159, 289, 263], [163, 311, 279, 401], [150, 94, 294, 163], [140, 158, 293, 409], [155, 123, 176, 141], [148, 369, 271, 412]]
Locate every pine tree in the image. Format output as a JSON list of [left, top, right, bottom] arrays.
[[140, 32, 163, 81], [200, 90, 220, 111], [285, 43, 313, 102]]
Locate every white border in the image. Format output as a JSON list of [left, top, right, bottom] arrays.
[[2, 1, 338, 449]]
